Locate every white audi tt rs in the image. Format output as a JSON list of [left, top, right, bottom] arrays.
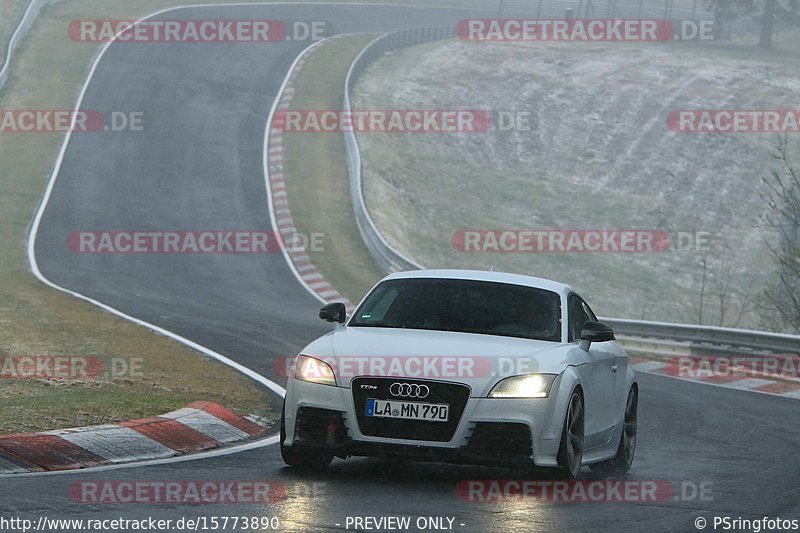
[[280, 270, 637, 478]]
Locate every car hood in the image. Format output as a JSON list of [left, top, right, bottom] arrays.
[[300, 326, 576, 394]]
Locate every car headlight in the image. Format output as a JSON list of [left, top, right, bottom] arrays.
[[294, 355, 336, 386], [489, 374, 557, 398]]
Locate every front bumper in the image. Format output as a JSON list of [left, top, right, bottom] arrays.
[[283, 376, 567, 467]]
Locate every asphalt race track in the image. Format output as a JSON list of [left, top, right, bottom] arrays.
[[6, 3, 799, 532]]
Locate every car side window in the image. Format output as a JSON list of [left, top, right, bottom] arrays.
[[568, 294, 591, 342]]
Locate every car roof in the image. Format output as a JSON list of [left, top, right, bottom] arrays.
[[383, 269, 573, 296]]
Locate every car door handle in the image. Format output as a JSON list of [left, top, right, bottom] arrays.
[[611, 365, 619, 373]]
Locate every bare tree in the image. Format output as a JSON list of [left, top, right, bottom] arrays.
[[704, 0, 799, 47], [686, 241, 755, 327], [708, 246, 755, 327], [704, 0, 753, 39], [761, 136, 800, 332]]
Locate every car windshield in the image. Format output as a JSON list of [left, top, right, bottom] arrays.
[[349, 278, 562, 342]]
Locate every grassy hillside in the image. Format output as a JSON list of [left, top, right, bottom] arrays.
[[353, 36, 800, 328]]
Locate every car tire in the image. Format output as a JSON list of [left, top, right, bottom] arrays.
[[280, 403, 333, 472], [556, 389, 584, 479], [590, 386, 637, 475]]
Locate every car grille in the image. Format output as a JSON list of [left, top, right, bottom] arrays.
[[351, 377, 471, 442]]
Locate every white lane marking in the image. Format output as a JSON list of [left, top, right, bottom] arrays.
[[46, 426, 176, 463], [27, 3, 306, 400], [632, 361, 669, 372], [160, 409, 249, 443], [19, 4, 350, 479]]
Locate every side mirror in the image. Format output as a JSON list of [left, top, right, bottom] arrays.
[[580, 321, 615, 349], [319, 302, 347, 324]]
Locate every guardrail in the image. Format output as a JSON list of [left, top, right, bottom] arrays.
[[343, 27, 456, 273], [602, 318, 800, 355], [0, 0, 60, 94], [341, 24, 800, 355]]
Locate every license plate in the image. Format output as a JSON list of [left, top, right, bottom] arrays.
[[366, 398, 449, 422]]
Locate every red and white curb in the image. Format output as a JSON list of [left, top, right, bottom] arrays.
[[267, 36, 355, 313], [0, 402, 266, 475], [630, 357, 800, 400]]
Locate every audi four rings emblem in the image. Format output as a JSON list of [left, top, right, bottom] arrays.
[[390, 383, 430, 399]]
